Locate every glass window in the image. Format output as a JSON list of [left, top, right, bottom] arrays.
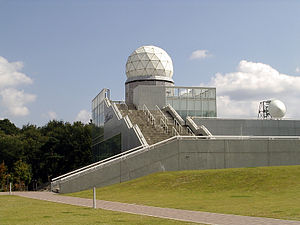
[[164, 86, 216, 118], [174, 88, 179, 97], [92, 89, 110, 127], [172, 99, 180, 110]]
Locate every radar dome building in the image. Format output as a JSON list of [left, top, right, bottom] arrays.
[[51, 45, 300, 194], [125, 46, 175, 106], [268, 99, 286, 118], [126, 46, 173, 78], [257, 99, 287, 119]]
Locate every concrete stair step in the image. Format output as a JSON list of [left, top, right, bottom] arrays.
[[117, 106, 194, 144]]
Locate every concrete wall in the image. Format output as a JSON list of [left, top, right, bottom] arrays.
[[133, 85, 166, 110], [126, 80, 173, 107], [103, 102, 142, 151], [55, 137, 300, 193], [192, 118, 300, 136]]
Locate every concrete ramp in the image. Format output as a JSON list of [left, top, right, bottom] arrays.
[[52, 136, 300, 194]]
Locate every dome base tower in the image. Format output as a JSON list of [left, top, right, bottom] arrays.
[[125, 77, 174, 107]]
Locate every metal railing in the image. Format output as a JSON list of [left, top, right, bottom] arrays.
[[186, 126, 195, 136], [160, 118, 168, 134], [112, 103, 122, 120], [51, 136, 179, 185], [176, 135, 300, 140], [96, 97, 148, 153], [52, 144, 145, 182], [155, 105, 168, 125], [163, 104, 185, 125], [155, 105, 169, 134], [143, 104, 156, 127], [173, 118, 182, 134], [104, 98, 111, 107], [133, 124, 148, 146], [172, 126, 179, 136], [123, 115, 133, 128], [113, 104, 147, 146], [199, 125, 212, 136]]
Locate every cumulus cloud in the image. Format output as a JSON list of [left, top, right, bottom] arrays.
[[47, 111, 57, 120], [0, 56, 36, 116], [0, 88, 36, 116], [75, 109, 91, 124], [207, 60, 300, 118], [190, 50, 211, 60]]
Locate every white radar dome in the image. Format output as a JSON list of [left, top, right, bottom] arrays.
[[126, 45, 173, 79], [268, 99, 286, 118]]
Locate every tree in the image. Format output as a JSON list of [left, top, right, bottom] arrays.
[[0, 161, 8, 191], [67, 122, 92, 171], [0, 133, 24, 170], [13, 160, 32, 191], [0, 119, 93, 189], [21, 124, 46, 186], [0, 119, 19, 135], [40, 120, 92, 181]]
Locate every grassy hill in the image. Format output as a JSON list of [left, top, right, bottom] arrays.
[[68, 165, 300, 221]]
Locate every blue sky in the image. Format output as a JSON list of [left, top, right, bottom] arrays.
[[1, 0, 300, 127]]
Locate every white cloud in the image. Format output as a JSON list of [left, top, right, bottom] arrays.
[[0, 57, 33, 88], [206, 60, 300, 118], [0, 56, 36, 117], [190, 50, 211, 60], [296, 67, 300, 73], [0, 88, 36, 116], [47, 111, 57, 120], [75, 109, 91, 124]]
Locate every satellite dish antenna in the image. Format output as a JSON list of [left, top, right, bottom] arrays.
[[258, 99, 286, 119]]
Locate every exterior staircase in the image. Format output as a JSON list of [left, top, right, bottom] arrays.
[[119, 109, 172, 145], [117, 104, 194, 145], [151, 110, 192, 136]]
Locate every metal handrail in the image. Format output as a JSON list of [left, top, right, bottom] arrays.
[[186, 116, 198, 130], [160, 118, 168, 134], [177, 135, 300, 140], [172, 127, 179, 136], [199, 125, 212, 136], [52, 135, 180, 184], [52, 144, 145, 182], [133, 124, 148, 146], [155, 105, 168, 125], [173, 118, 182, 134], [164, 104, 185, 125], [104, 98, 111, 107], [186, 126, 195, 136], [123, 115, 133, 128], [112, 103, 122, 120], [143, 104, 155, 127]]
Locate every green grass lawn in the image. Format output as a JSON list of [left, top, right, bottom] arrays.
[[0, 195, 198, 225], [67, 165, 300, 221]]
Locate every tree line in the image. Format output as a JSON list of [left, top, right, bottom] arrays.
[[0, 119, 92, 191]]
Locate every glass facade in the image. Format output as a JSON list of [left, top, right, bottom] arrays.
[[92, 88, 110, 127], [91, 88, 121, 162], [92, 134, 121, 162], [165, 86, 216, 118]]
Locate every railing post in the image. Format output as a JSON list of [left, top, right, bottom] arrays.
[[93, 187, 96, 209], [9, 182, 12, 195]]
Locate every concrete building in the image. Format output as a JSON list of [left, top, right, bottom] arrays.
[[51, 45, 300, 193]]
